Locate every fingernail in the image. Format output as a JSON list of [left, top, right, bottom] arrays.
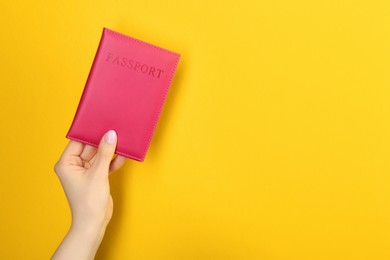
[[105, 130, 117, 144]]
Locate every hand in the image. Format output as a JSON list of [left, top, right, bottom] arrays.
[[52, 130, 127, 260]]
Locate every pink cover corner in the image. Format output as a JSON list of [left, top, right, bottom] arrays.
[[66, 27, 181, 162]]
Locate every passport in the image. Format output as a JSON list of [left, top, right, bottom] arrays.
[[66, 27, 181, 162]]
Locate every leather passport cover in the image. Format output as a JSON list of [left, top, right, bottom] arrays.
[[66, 27, 181, 162]]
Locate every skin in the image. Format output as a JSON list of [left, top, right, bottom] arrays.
[[51, 130, 127, 260]]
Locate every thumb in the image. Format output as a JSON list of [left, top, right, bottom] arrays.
[[92, 129, 118, 173]]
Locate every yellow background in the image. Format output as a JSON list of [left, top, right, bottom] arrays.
[[0, 0, 389, 259]]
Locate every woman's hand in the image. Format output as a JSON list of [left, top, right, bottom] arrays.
[[52, 130, 127, 260]]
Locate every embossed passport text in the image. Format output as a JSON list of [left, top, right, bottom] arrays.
[[66, 27, 181, 162]]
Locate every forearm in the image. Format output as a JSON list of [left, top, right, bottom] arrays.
[[51, 221, 108, 260]]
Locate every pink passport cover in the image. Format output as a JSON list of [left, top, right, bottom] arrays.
[[66, 27, 181, 162]]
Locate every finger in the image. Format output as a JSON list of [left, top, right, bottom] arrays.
[[89, 152, 98, 166], [90, 130, 118, 175], [87, 146, 101, 166], [60, 140, 85, 159], [109, 155, 127, 175], [80, 144, 98, 162]]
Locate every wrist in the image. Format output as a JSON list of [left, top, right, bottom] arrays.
[[52, 219, 108, 260], [70, 217, 108, 237], [71, 209, 110, 231], [68, 220, 107, 257]]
